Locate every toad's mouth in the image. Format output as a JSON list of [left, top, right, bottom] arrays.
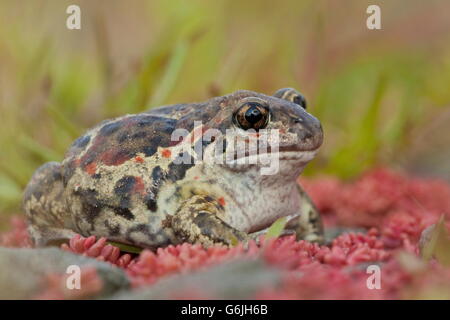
[[223, 146, 319, 164]]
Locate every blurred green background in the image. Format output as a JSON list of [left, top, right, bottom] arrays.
[[1, 0, 450, 226]]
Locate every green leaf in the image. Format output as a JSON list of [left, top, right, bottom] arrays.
[[421, 215, 450, 266], [106, 241, 143, 254], [265, 217, 288, 239], [396, 251, 425, 273]]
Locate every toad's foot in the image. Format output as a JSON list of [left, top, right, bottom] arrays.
[[172, 195, 250, 248]]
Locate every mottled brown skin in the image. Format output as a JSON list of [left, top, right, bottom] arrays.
[[23, 88, 324, 250]]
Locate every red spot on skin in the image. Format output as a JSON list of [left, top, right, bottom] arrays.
[[279, 129, 286, 134], [135, 156, 144, 163], [194, 176, 199, 180], [218, 197, 226, 207], [85, 162, 97, 175], [133, 177, 146, 196], [161, 149, 172, 158], [169, 136, 184, 146], [74, 158, 81, 167], [99, 150, 130, 166], [79, 135, 106, 163], [248, 132, 260, 138]]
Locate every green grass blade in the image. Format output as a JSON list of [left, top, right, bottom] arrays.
[[265, 216, 288, 239], [18, 134, 62, 163], [148, 40, 189, 108]]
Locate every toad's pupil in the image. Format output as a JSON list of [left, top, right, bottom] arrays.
[[245, 106, 263, 124]]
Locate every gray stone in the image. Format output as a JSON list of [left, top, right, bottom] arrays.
[[0, 247, 129, 299], [111, 258, 282, 299]]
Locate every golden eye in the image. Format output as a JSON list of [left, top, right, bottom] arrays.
[[234, 102, 269, 131]]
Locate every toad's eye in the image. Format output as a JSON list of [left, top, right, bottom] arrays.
[[292, 94, 307, 109], [234, 102, 269, 131], [273, 88, 307, 109]]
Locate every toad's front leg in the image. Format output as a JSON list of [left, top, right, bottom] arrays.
[[171, 195, 250, 247], [284, 184, 324, 244]]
